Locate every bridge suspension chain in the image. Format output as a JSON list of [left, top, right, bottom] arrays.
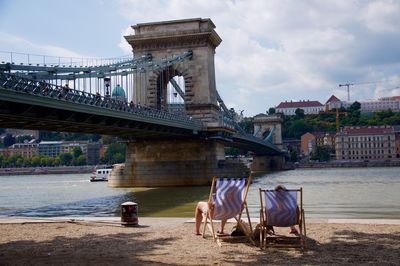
[[0, 51, 193, 80]]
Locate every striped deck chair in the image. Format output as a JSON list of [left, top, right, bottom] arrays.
[[259, 187, 306, 250], [202, 176, 253, 246]]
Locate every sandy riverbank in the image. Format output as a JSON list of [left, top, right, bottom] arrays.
[[0, 217, 399, 265]]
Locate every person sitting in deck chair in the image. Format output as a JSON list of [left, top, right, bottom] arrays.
[[194, 176, 253, 243], [259, 184, 306, 249], [269, 185, 299, 234], [194, 201, 227, 235]]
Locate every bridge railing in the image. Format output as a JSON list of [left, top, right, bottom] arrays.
[[0, 72, 203, 129], [0, 50, 134, 68]]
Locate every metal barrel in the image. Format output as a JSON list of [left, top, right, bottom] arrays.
[[121, 201, 139, 226]]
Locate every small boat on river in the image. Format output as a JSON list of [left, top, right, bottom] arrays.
[[90, 166, 112, 182]]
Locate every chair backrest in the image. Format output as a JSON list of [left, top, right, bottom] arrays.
[[263, 189, 299, 227], [212, 177, 249, 221]]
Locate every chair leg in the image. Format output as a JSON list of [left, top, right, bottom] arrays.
[[245, 204, 253, 233], [260, 226, 265, 249], [209, 217, 216, 241], [302, 211, 307, 249], [259, 209, 265, 249]]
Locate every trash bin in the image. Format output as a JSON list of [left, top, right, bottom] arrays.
[[121, 201, 139, 226]]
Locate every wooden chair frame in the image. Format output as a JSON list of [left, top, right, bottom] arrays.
[[259, 187, 306, 250], [202, 176, 253, 246]]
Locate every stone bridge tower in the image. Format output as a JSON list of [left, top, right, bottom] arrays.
[[251, 113, 285, 172], [124, 18, 222, 126], [108, 19, 248, 187], [253, 113, 283, 149]]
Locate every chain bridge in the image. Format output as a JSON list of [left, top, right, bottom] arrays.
[[0, 18, 284, 186]]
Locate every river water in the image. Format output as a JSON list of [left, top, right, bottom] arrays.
[[0, 167, 399, 219]]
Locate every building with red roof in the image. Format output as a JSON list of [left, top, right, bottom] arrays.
[[276, 100, 324, 115], [325, 95, 344, 111]]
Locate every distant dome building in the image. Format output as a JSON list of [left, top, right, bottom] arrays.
[[112, 84, 126, 101]]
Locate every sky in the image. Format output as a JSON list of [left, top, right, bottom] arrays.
[[1, 0, 400, 116]]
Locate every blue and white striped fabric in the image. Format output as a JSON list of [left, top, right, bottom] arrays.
[[264, 190, 298, 227], [213, 178, 246, 221]]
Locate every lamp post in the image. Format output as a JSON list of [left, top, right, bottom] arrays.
[[104, 77, 111, 97]]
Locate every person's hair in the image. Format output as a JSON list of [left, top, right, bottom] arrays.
[[274, 184, 286, 191]]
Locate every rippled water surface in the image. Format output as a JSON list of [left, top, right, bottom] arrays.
[[0, 167, 399, 219]]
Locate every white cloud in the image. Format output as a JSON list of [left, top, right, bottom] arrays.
[[118, 26, 134, 54], [2, 0, 400, 116], [114, 0, 400, 114], [0, 32, 86, 65], [362, 0, 400, 33]]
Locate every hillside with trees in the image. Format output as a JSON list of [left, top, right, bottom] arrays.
[[238, 102, 400, 139]]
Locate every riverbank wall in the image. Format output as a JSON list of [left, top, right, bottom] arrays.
[[0, 166, 94, 176], [297, 159, 400, 168]]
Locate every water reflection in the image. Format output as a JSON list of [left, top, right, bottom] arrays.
[[2, 194, 128, 217]]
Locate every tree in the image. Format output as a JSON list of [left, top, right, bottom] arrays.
[[113, 153, 125, 164], [349, 101, 361, 112], [31, 156, 41, 167], [72, 146, 83, 158], [59, 153, 73, 166], [72, 155, 86, 166], [310, 145, 332, 162], [295, 108, 305, 119], [43, 156, 55, 166], [238, 117, 254, 134], [101, 143, 126, 164], [268, 107, 276, 115], [285, 120, 313, 139]]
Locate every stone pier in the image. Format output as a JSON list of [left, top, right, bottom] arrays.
[[108, 139, 249, 187], [250, 155, 286, 172]]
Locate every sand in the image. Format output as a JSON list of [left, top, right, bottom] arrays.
[[0, 218, 399, 265]]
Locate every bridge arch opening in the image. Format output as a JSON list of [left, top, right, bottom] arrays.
[[262, 129, 271, 139], [155, 67, 187, 113], [167, 75, 185, 114]]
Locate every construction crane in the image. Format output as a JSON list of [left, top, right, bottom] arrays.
[[338, 83, 354, 101], [339, 79, 396, 101], [324, 108, 347, 133]]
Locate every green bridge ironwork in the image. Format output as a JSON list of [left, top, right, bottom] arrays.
[[0, 51, 281, 155]]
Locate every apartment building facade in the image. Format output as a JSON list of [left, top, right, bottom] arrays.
[[360, 96, 400, 112], [8, 142, 39, 158], [335, 126, 396, 161], [300, 132, 336, 156]]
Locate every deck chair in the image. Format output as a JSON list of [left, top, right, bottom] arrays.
[[259, 187, 306, 250], [202, 176, 253, 246]]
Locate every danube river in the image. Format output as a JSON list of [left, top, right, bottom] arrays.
[[0, 167, 399, 219]]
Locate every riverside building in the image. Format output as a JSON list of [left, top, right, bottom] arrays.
[[335, 126, 396, 161]]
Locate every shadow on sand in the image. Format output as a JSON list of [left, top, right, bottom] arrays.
[[221, 228, 400, 265], [0, 224, 399, 265]]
